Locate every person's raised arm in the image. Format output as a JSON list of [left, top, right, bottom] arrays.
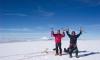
[[61, 28, 65, 37], [51, 28, 55, 37], [77, 27, 83, 38], [65, 27, 71, 37], [62, 31, 65, 37]]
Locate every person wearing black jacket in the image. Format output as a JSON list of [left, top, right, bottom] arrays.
[[65, 27, 82, 58]]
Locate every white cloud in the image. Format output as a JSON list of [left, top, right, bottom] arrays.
[[0, 28, 31, 31], [37, 6, 55, 17], [40, 36, 48, 40], [4, 13, 28, 16], [87, 24, 100, 30], [42, 12, 54, 17], [35, 26, 50, 31], [86, 24, 100, 28], [35, 26, 44, 30]]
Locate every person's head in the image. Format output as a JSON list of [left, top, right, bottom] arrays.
[[57, 30, 60, 34], [71, 31, 76, 36]]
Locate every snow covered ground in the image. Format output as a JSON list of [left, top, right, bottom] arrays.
[[0, 40, 100, 60]]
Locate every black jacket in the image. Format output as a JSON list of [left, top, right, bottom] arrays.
[[66, 31, 82, 45]]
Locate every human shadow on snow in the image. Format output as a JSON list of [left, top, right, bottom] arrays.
[[78, 51, 100, 57], [62, 50, 100, 58]]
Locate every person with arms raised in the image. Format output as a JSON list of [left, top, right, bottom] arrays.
[[64, 27, 82, 58], [51, 28, 65, 56]]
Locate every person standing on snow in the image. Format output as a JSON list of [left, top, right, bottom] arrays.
[[65, 27, 82, 58], [51, 28, 65, 56]]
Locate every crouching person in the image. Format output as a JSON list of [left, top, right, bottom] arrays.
[[65, 27, 82, 58]]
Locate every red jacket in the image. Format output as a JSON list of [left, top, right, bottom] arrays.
[[51, 31, 65, 43]]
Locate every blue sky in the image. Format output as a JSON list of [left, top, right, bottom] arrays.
[[0, 0, 100, 41]]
